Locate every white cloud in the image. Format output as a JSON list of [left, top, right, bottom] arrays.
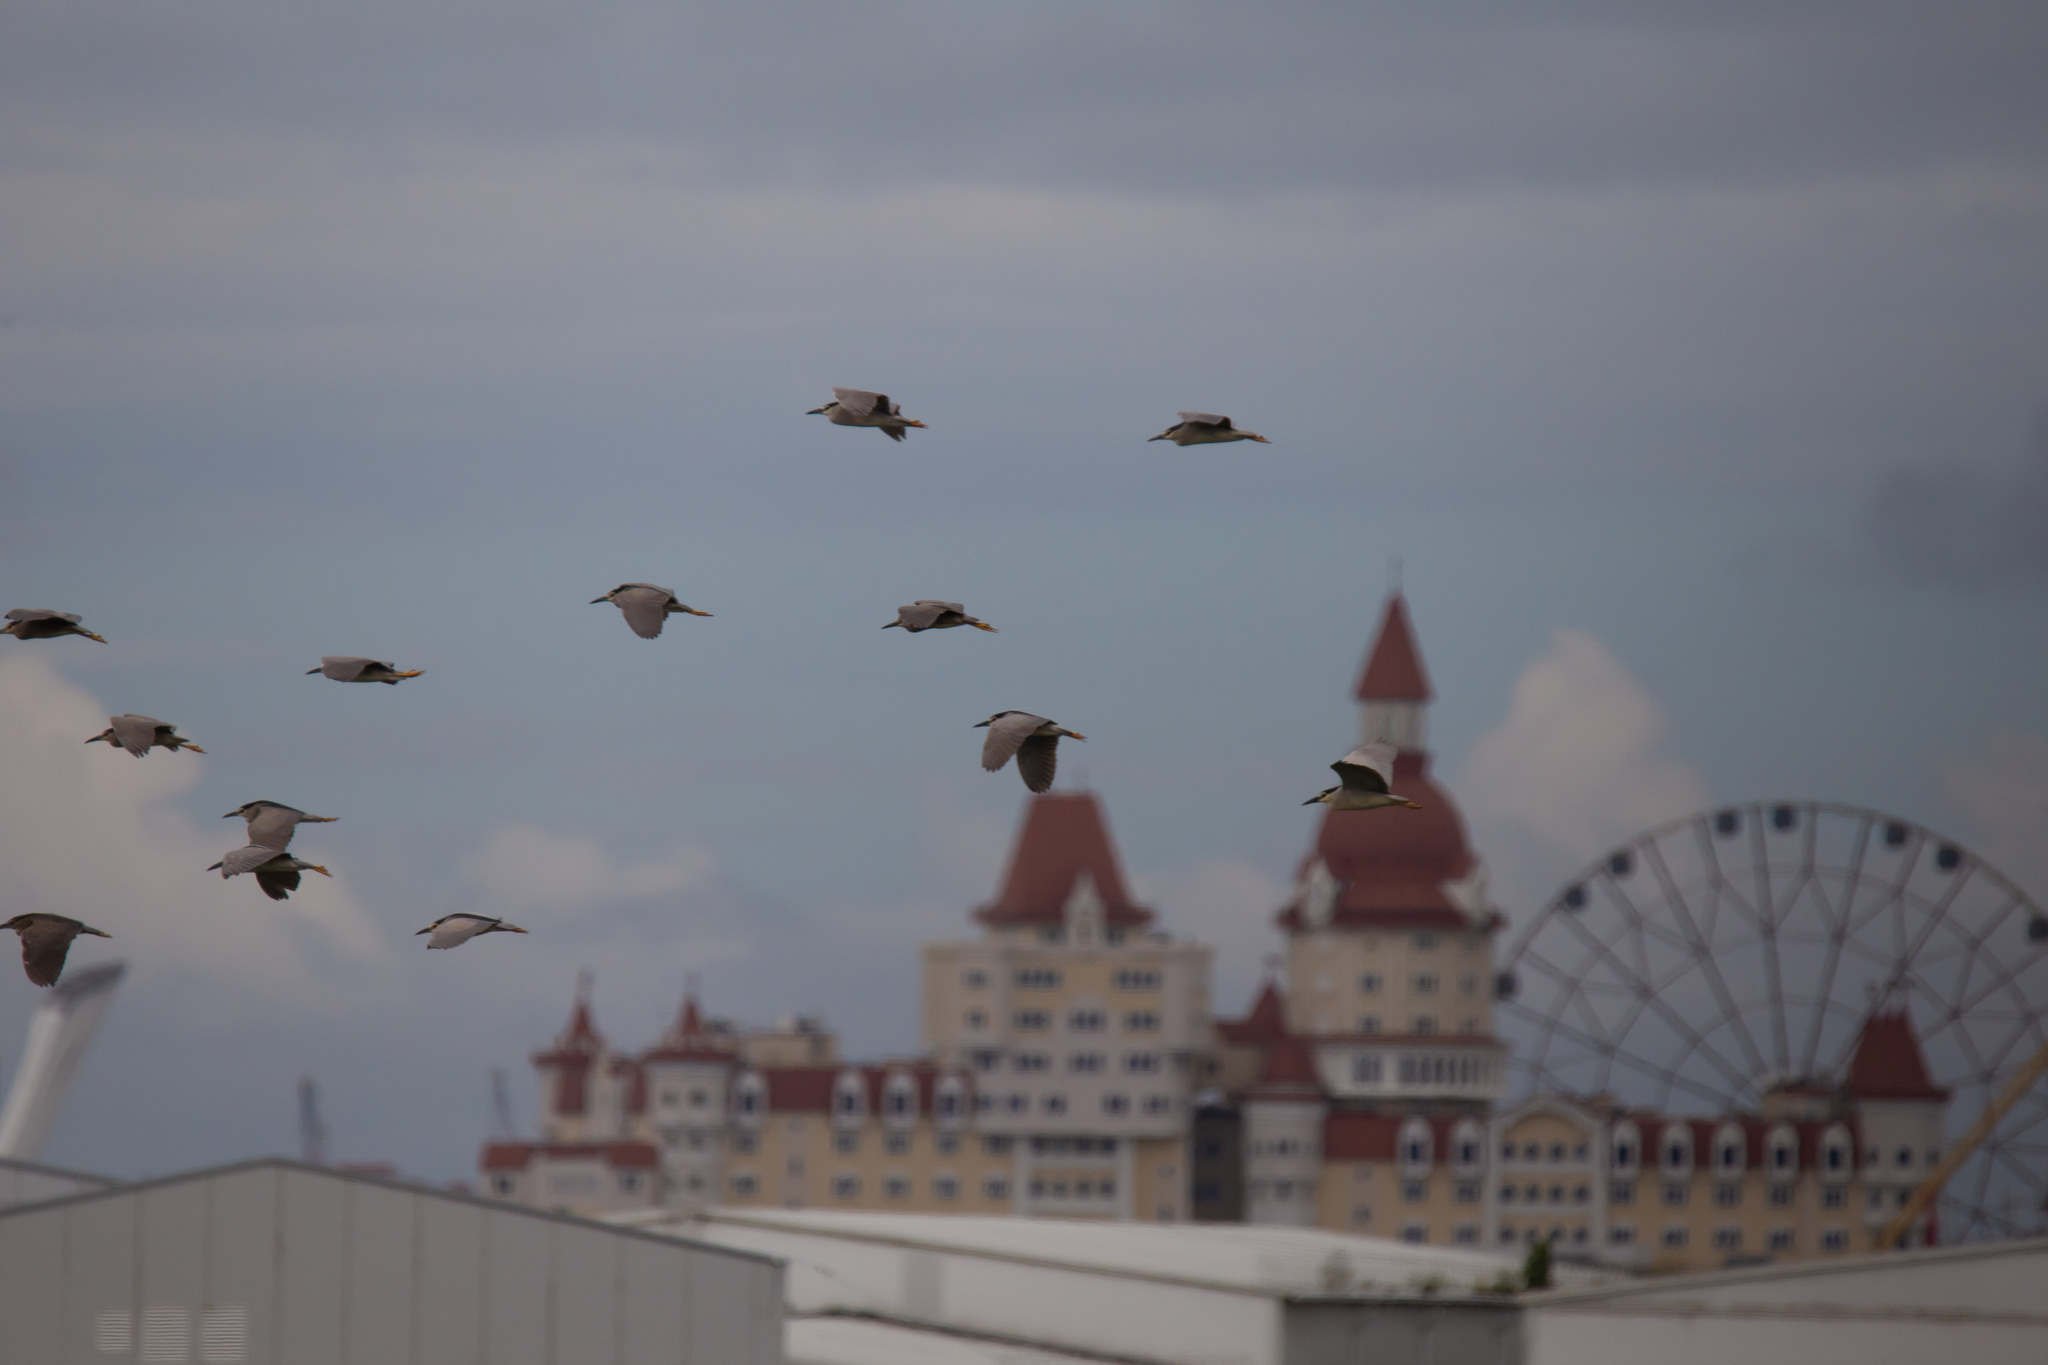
[[1939, 730, 2048, 905], [0, 655, 387, 1009], [1133, 857, 1289, 1017], [1459, 629, 1710, 918], [459, 825, 718, 917]]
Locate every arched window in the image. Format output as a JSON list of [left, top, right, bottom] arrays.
[[935, 1074, 965, 1126], [1766, 1124, 1798, 1177], [1713, 1122, 1746, 1176], [733, 1072, 766, 1124], [1660, 1123, 1693, 1176], [884, 1072, 918, 1126], [1611, 1121, 1640, 1173], [1451, 1120, 1484, 1171], [1821, 1123, 1852, 1181], [833, 1070, 867, 1125], [1398, 1117, 1434, 1174]]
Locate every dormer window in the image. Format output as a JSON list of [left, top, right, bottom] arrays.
[[1660, 1123, 1693, 1176]]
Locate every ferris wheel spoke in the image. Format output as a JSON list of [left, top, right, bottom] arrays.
[[1608, 856, 1772, 1083]]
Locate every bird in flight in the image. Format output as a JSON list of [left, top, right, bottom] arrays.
[[1148, 412, 1271, 446], [308, 656, 423, 684], [976, 711, 1086, 794], [4, 608, 107, 643], [212, 801, 338, 900], [2, 913, 112, 987], [417, 913, 529, 950], [808, 388, 927, 442], [86, 715, 204, 757], [1304, 742, 1421, 812], [591, 584, 713, 639], [884, 601, 997, 633]]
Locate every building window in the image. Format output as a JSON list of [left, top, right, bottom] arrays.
[[731, 1174, 758, 1196], [1524, 1184, 1541, 1202], [1414, 974, 1439, 994], [1822, 1186, 1845, 1210], [983, 1136, 1012, 1155], [964, 970, 988, 988], [1401, 1180, 1427, 1203], [1043, 1094, 1067, 1114], [1069, 1010, 1107, 1031], [1113, 969, 1161, 990], [1500, 1185, 1516, 1204], [1662, 1227, 1689, 1248], [885, 1133, 911, 1156], [1714, 1184, 1741, 1208], [1413, 1017, 1437, 1035], [732, 1131, 757, 1155], [1144, 1095, 1172, 1115], [1455, 1224, 1478, 1244], [832, 1176, 860, 1199], [1547, 1185, 1564, 1205], [1360, 973, 1383, 993], [1123, 1011, 1161, 1031], [1401, 1224, 1427, 1244], [1768, 1227, 1794, 1251], [1610, 1181, 1635, 1205], [1573, 1185, 1590, 1204], [834, 1132, 858, 1155], [1125, 1053, 1159, 1073], [1102, 1093, 1129, 1115], [936, 1132, 959, 1155], [1014, 969, 1062, 989], [1455, 1181, 1479, 1204], [966, 1010, 987, 1029], [1867, 1188, 1886, 1211], [1069, 1053, 1105, 1073], [1713, 1227, 1742, 1250], [973, 1051, 1001, 1072], [1414, 934, 1438, 950], [1013, 1054, 1050, 1073], [1822, 1228, 1848, 1252], [1610, 1225, 1635, 1244], [884, 1175, 911, 1199], [1663, 1183, 1689, 1207], [1015, 1011, 1050, 1030], [1769, 1183, 1793, 1207], [1894, 1145, 1914, 1169], [1548, 1143, 1565, 1161], [491, 1175, 515, 1197], [1359, 1016, 1381, 1036], [934, 1175, 959, 1199]]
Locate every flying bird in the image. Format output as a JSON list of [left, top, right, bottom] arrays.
[[416, 913, 529, 949], [86, 714, 204, 758], [884, 601, 997, 633], [209, 846, 331, 901], [1148, 412, 1270, 447], [308, 656, 423, 684], [225, 800, 336, 852], [807, 388, 927, 441], [591, 584, 712, 639], [2, 914, 112, 987], [976, 711, 1085, 794], [4, 609, 106, 643], [1304, 742, 1421, 812]]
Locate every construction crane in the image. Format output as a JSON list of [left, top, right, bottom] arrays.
[[298, 1075, 328, 1166], [1879, 1037, 2048, 1249]]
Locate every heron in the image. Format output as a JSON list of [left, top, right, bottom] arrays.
[[308, 656, 422, 684], [224, 801, 337, 852], [1148, 412, 1270, 446], [209, 846, 331, 901], [1304, 742, 1421, 812], [591, 584, 712, 639], [1, 913, 112, 987], [807, 388, 927, 441], [976, 711, 1085, 794], [885, 601, 997, 633], [86, 715, 204, 757], [3, 609, 106, 643], [416, 913, 529, 949]]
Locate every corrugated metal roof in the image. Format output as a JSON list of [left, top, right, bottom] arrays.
[[788, 1316, 1116, 1365]]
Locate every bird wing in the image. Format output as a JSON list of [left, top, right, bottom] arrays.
[[979, 712, 1043, 771], [217, 843, 282, 876], [429, 915, 495, 948], [831, 388, 883, 419], [1333, 742, 1397, 794], [6, 608, 79, 625], [255, 867, 301, 900], [16, 917, 80, 987], [613, 587, 670, 639], [319, 657, 374, 681], [1176, 412, 1231, 428], [896, 603, 946, 630], [1016, 732, 1061, 794], [245, 805, 306, 851], [110, 714, 159, 757]]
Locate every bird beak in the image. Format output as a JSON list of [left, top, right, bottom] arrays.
[[973, 720, 990, 728], [310, 865, 332, 877], [305, 667, 322, 675], [223, 811, 238, 819], [806, 407, 827, 415], [882, 621, 901, 629], [971, 622, 999, 632], [590, 597, 609, 605], [415, 926, 431, 934], [81, 927, 112, 938], [1147, 433, 1168, 442], [207, 861, 225, 872], [84, 735, 103, 744]]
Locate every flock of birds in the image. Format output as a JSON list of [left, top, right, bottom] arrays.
[[1, 389, 1411, 989]]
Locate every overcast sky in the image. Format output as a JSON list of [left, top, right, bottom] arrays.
[[2, 0, 2045, 1183]]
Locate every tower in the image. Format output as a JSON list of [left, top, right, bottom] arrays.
[[1274, 592, 1507, 1109], [640, 992, 739, 1211]]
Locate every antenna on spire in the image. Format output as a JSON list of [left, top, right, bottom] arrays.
[[575, 967, 594, 1007], [1388, 555, 1403, 593], [684, 970, 701, 1004], [298, 1074, 327, 1166], [490, 1068, 517, 1140]]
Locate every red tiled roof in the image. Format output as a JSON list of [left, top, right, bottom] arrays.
[[1307, 1032, 1507, 1049], [975, 793, 1154, 928], [642, 992, 740, 1065], [1354, 594, 1432, 702], [531, 996, 608, 1117], [1323, 1112, 1400, 1161], [1846, 1010, 1949, 1101], [479, 1140, 659, 1172], [762, 1066, 838, 1111], [609, 1057, 647, 1115], [1217, 981, 1290, 1047], [1247, 1037, 1325, 1101]]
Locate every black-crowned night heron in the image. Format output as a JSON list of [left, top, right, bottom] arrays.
[[885, 601, 997, 633], [807, 388, 927, 442], [86, 714, 204, 758], [308, 656, 423, 684], [1305, 742, 1421, 811], [225, 800, 337, 851], [209, 846, 331, 900], [1, 914, 111, 986], [1148, 412, 1270, 446], [416, 913, 528, 949], [591, 584, 712, 639], [4, 608, 106, 643], [976, 711, 1085, 793]]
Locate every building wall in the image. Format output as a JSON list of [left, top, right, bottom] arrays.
[[1285, 928, 1496, 1041]]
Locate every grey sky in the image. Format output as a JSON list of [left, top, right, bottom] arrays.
[[0, 1, 2044, 1183]]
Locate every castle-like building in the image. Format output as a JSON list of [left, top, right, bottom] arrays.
[[481, 592, 1948, 1272]]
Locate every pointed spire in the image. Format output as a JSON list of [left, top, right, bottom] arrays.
[[1845, 1009, 1948, 1101], [1354, 593, 1432, 701], [977, 793, 1153, 928]]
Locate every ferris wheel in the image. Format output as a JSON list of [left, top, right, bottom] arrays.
[[1496, 801, 2048, 1243]]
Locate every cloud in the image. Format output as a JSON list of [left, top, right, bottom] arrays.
[[0, 654, 387, 1011], [1459, 629, 1711, 918], [1939, 730, 2048, 905], [1133, 857, 1289, 1016], [1868, 422, 2048, 589], [459, 825, 718, 917]]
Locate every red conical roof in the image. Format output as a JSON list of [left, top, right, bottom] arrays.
[[1846, 1010, 1948, 1101], [975, 793, 1154, 928], [1247, 1036, 1326, 1101], [1278, 752, 1481, 932], [1218, 980, 1291, 1047], [1354, 594, 1432, 702], [531, 992, 607, 1117]]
